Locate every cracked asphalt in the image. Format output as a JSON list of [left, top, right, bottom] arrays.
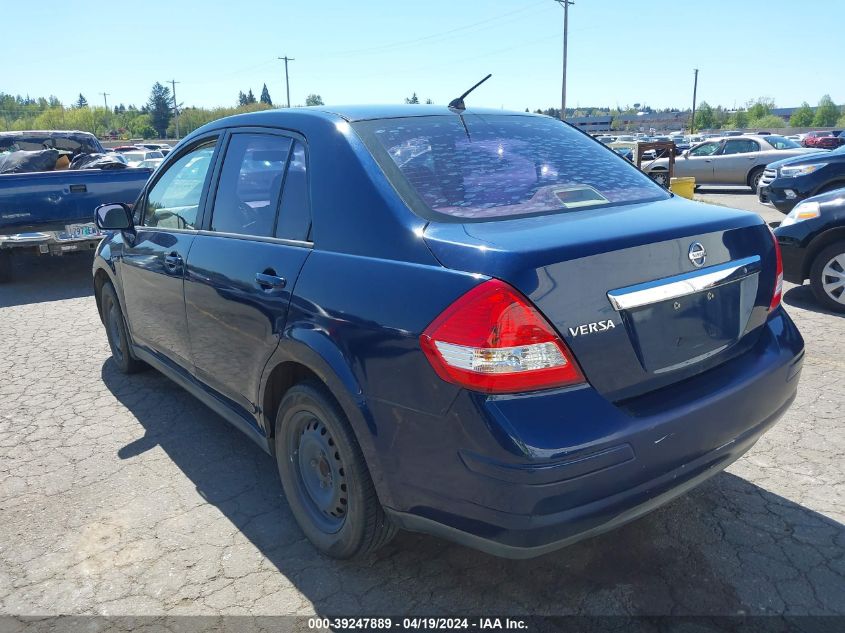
[[0, 193, 843, 616]]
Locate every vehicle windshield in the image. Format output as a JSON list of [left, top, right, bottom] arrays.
[[354, 115, 668, 221], [766, 135, 801, 150], [124, 152, 145, 162], [147, 151, 164, 159]]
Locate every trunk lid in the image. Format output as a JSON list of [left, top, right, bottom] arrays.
[[423, 196, 778, 401]]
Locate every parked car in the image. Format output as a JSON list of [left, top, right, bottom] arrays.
[[137, 158, 164, 170], [644, 135, 816, 189], [801, 131, 844, 150], [0, 165, 150, 281], [758, 145, 845, 212], [123, 150, 164, 167], [92, 106, 802, 559], [774, 187, 845, 312], [111, 145, 142, 154]]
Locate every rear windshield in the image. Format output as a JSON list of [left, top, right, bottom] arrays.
[[353, 115, 668, 221]]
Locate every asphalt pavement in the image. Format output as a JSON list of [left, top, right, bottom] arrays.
[[0, 191, 842, 617]]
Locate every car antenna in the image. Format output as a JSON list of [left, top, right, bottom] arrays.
[[448, 74, 492, 111]]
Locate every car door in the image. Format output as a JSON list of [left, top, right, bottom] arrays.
[[120, 136, 220, 369], [714, 138, 761, 184], [184, 129, 311, 415], [676, 141, 720, 183]]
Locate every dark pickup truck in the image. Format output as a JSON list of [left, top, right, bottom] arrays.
[[0, 131, 150, 281]]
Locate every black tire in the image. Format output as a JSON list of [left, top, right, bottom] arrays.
[[100, 282, 146, 373], [649, 171, 669, 188], [275, 382, 396, 559], [809, 241, 845, 313], [748, 167, 764, 192], [0, 251, 12, 283]]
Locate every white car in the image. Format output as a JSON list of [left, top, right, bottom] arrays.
[[137, 158, 164, 170], [123, 150, 164, 168]]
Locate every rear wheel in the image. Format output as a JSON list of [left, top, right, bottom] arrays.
[[275, 382, 396, 559], [748, 167, 764, 192], [809, 241, 845, 313], [649, 170, 669, 188], [100, 283, 145, 373]]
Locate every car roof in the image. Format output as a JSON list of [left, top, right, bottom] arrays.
[[203, 104, 537, 127]]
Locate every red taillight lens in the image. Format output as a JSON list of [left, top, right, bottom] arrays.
[[768, 226, 783, 311], [420, 279, 585, 394]]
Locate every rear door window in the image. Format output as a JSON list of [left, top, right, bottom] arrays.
[[210, 133, 292, 237], [721, 139, 760, 154], [353, 115, 668, 221]]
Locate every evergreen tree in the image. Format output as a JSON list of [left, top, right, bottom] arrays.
[[260, 84, 273, 105], [238, 91, 247, 107], [246, 89, 257, 104], [75, 94, 88, 108], [404, 92, 419, 104], [305, 94, 324, 106], [147, 82, 173, 138]]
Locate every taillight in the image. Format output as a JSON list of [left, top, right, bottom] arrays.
[[420, 279, 585, 394], [768, 226, 783, 311]]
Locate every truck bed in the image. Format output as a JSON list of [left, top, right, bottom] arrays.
[[0, 168, 151, 235]]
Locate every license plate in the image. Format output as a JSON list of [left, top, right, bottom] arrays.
[[64, 223, 103, 239]]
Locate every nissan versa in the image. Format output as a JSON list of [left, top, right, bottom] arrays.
[[92, 105, 804, 559]]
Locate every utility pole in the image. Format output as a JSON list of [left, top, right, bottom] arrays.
[[554, 0, 574, 121], [166, 79, 181, 139], [99, 92, 109, 111], [278, 56, 295, 108], [690, 68, 699, 133]]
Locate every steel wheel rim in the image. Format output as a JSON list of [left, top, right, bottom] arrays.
[[289, 411, 347, 533], [107, 300, 125, 362], [821, 253, 845, 305]]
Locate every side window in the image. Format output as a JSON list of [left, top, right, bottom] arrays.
[[689, 142, 720, 157], [722, 139, 760, 155], [275, 141, 311, 241], [143, 141, 216, 229], [211, 133, 292, 237]]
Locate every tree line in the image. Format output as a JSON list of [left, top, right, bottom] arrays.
[[0, 83, 330, 140], [692, 95, 844, 131]]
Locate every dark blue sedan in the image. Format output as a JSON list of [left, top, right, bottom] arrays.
[[92, 105, 804, 559]]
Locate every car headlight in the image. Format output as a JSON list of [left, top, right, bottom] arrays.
[[780, 201, 820, 227], [779, 163, 827, 178]]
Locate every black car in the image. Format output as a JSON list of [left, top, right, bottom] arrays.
[[774, 187, 845, 312], [759, 146, 845, 212]]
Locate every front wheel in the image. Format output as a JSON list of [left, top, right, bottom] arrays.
[[275, 382, 396, 559], [100, 283, 146, 373], [809, 241, 845, 313], [0, 251, 12, 283]]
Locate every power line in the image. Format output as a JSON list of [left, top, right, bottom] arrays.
[[278, 57, 295, 108]]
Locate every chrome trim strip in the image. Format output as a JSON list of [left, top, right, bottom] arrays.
[[607, 255, 761, 311]]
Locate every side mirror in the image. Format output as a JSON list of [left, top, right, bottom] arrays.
[[95, 203, 133, 231], [682, 150, 690, 158]]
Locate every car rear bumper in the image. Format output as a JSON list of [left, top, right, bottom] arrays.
[[377, 310, 804, 558]]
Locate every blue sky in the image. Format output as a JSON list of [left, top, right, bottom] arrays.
[[7, 0, 844, 111]]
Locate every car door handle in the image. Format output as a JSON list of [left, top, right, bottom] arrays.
[[255, 272, 287, 290], [164, 252, 182, 270]]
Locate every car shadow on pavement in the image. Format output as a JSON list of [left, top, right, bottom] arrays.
[[784, 285, 844, 319], [0, 252, 94, 308], [102, 360, 845, 616]]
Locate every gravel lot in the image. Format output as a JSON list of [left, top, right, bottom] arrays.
[[1, 191, 843, 617]]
